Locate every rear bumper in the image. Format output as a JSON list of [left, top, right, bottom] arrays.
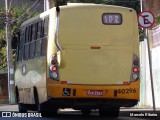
[[47, 80, 140, 101], [43, 98, 138, 109]]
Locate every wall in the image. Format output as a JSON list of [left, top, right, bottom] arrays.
[[0, 69, 8, 99], [138, 0, 160, 108], [151, 26, 160, 107], [139, 26, 160, 108]]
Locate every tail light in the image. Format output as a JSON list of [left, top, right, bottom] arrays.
[[49, 53, 59, 80], [131, 55, 140, 82], [133, 67, 139, 73], [50, 65, 57, 71]]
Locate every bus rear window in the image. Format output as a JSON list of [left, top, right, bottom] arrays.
[[102, 13, 122, 25]]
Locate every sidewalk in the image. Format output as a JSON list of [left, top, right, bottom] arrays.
[[122, 106, 160, 110], [0, 104, 18, 111]]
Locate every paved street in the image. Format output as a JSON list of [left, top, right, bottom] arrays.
[[0, 104, 159, 120]]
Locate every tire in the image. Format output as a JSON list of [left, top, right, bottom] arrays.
[[33, 86, 58, 117], [18, 104, 27, 113], [99, 107, 120, 117], [15, 86, 19, 104], [16, 86, 27, 113], [33, 86, 40, 111]]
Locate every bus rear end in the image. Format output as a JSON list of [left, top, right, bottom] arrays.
[[47, 4, 140, 115]]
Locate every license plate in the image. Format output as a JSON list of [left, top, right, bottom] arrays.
[[87, 90, 103, 96]]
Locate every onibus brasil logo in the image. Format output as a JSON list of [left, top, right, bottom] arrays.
[[2, 112, 42, 117]]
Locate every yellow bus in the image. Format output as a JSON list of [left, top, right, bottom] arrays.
[[13, 4, 140, 117]]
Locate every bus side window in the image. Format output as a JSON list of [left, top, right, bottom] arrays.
[[35, 22, 38, 40], [41, 19, 45, 38], [28, 26, 32, 42], [41, 17, 49, 56], [37, 21, 41, 39], [25, 27, 28, 43], [29, 24, 36, 59], [17, 31, 24, 62], [35, 21, 42, 58], [44, 17, 49, 37], [23, 27, 29, 60]]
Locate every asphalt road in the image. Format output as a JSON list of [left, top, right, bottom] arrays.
[[0, 105, 159, 120]]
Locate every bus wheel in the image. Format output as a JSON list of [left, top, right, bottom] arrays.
[[33, 87, 58, 116], [18, 104, 27, 113], [33, 86, 40, 111], [16, 86, 27, 113], [15, 86, 19, 103], [99, 107, 120, 117], [44, 106, 57, 117], [38, 103, 58, 117], [81, 109, 91, 115]]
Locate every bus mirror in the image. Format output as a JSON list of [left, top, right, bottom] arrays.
[[11, 33, 19, 49]]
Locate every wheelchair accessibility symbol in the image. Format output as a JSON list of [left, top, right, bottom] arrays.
[[62, 88, 71, 96]]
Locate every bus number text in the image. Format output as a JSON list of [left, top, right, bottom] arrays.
[[117, 88, 136, 94]]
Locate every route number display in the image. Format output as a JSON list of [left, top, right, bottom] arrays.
[[102, 13, 122, 25]]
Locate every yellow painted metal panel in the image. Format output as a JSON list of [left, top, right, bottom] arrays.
[[57, 5, 138, 85], [47, 79, 140, 100], [59, 48, 133, 84], [59, 5, 135, 46]]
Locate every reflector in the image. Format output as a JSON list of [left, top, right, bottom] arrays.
[[123, 82, 129, 84], [51, 72, 58, 78], [61, 81, 68, 84], [133, 74, 138, 80]]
